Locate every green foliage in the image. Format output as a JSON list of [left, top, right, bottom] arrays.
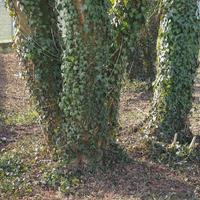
[[122, 79, 149, 93], [145, 0, 200, 143], [0, 153, 31, 197], [41, 164, 81, 194], [0, 153, 30, 197], [111, 0, 145, 59], [110, 0, 146, 40], [0, 153, 25, 178], [7, 0, 63, 147], [7, 0, 124, 163], [56, 0, 123, 161], [0, 117, 51, 198], [3, 109, 38, 126], [110, 0, 158, 80], [128, 5, 160, 81]]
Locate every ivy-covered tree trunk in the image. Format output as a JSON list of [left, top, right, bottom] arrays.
[[56, 0, 122, 164], [8, 0, 122, 164], [7, 0, 63, 147], [145, 0, 200, 144], [111, 0, 146, 79]]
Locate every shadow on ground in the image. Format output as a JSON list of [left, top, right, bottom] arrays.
[[40, 157, 199, 200], [0, 124, 38, 150]]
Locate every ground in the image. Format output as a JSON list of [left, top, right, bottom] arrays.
[[0, 52, 200, 200]]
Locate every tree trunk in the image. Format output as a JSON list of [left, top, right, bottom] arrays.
[[7, 0, 63, 148], [145, 0, 200, 144], [57, 0, 122, 164], [9, 0, 122, 165]]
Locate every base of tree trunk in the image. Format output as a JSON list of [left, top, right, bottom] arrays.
[[146, 127, 193, 145], [134, 117, 193, 146]]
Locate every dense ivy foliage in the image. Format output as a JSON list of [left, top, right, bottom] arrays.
[[110, 0, 158, 80], [128, 2, 160, 81], [7, 0, 63, 146], [146, 0, 200, 143], [7, 0, 123, 164], [57, 0, 122, 163]]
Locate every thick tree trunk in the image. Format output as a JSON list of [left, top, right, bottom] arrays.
[[7, 0, 63, 148], [58, 0, 121, 164], [145, 0, 200, 144]]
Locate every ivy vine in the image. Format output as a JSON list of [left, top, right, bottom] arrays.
[[146, 0, 200, 144], [6, 0, 125, 163], [6, 0, 63, 147], [57, 0, 123, 162]]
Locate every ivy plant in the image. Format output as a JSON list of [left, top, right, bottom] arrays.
[[145, 0, 200, 144]]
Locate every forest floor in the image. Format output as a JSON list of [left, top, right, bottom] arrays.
[[0, 52, 200, 200]]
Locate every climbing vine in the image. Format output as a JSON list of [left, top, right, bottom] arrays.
[[145, 0, 200, 144], [6, 0, 63, 147], [57, 0, 123, 163], [6, 0, 125, 163], [110, 0, 150, 79]]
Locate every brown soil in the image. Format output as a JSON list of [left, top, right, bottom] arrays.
[[0, 53, 30, 113], [0, 53, 34, 151]]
